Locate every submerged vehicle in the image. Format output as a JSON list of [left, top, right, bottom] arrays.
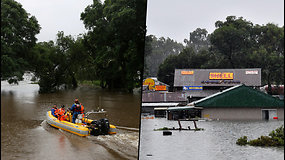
[[46, 109, 117, 137]]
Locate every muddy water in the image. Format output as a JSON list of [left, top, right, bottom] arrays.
[[139, 117, 284, 160], [1, 76, 141, 160]]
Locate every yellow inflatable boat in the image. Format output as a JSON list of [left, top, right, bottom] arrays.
[[46, 111, 116, 137]]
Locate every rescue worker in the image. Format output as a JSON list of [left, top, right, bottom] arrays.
[[65, 109, 71, 122], [69, 99, 82, 123], [57, 105, 67, 121], [51, 104, 58, 118], [80, 104, 86, 124], [80, 104, 85, 116]]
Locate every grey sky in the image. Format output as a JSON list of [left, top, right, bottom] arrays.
[[146, 0, 284, 43], [16, 0, 93, 42]]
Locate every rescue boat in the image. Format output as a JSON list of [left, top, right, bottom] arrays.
[[46, 110, 117, 137]]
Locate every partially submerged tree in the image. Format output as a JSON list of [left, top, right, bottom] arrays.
[[80, 0, 147, 92], [30, 32, 87, 93], [1, 0, 40, 83]]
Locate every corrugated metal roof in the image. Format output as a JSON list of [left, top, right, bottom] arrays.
[[193, 85, 284, 108], [184, 89, 220, 97], [142, 92, 187, 102]]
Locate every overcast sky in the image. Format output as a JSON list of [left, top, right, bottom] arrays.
[[15, 0, 284, 43], [16, 0, 93, 42], [146, 0, 284, 43]]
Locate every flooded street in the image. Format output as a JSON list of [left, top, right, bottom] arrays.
[[1, 75, 140, 160], [139, 117, 284, 160]]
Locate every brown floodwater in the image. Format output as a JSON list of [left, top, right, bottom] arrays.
[[139, 117, 284, 160], [1, 74, 141, 160]]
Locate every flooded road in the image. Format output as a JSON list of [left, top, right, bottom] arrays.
[[1, 75, 141, 160], [139, 117, 284, 160]]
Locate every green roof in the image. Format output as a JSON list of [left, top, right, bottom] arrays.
[[194, 85, 284, 108]]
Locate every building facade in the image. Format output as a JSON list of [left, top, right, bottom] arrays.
[[191, 85, 284, 120], [174, 68, 262, 102]]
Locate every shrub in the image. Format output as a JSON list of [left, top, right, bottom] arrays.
[[237, 125, 284, 147], [236, 136, 248, 145]]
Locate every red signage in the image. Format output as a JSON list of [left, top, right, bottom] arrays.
[[155, 85, 167, 91]]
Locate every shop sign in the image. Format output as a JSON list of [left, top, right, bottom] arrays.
[[245, 70, 258, 74], [143, 78, 155, 86], [181, 70, 194, 75], [209, 72, 233, 80], [155, 85, 167, 91], [183, 86, 203, 90]]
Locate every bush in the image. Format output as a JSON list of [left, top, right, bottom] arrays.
[[237, 125, 284, 147], [248, 136, 274, 146], [236, 136, 248, 145], [269, 125, 284, 146]]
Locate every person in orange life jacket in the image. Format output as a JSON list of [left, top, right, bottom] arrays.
[[51, 104, 58, 118], [69, 99, 82, 123], [80, 104, 87, 124], [58, 105, 67, 121], [80, 104, 84, 116]]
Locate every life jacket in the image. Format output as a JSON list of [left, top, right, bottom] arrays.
[[52, 107, 59, 117], [58, 108, 65, 116], [59, 114, 68, 121], [57, 108, 66, 120], [64, 112, 70, 121], [74, 104, 82, 112], [65, 111, 72, 122], [80, 104, 84, 114]]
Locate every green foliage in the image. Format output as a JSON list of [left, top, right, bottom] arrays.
[[144, 35, 184, 77], [248, 136, 275, 146], [210, 16, 284, 87], [236, 136, 248, 145], [154, 127, 169, 131], [80, 0, 146, 92], [184, 28, 210, 53], [1, 0, 146, 93], [79, 80, 101, 87], [1, 0, 40, 83], [157, 48, 211, 88], [237, 126, 284, 147], [30, 32, 87, 93], [247, 24, 284, 88], [210, 16, 253, 68], [156, 16, 284, 88], [269, 125, 284, 146]]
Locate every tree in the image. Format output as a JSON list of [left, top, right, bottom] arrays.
[[184, 28, 211, 53], [210, 16, 284, 91], [210, 16, 253, 68], [30, 32, 87, 93], [80, 0, 146, 92], [144, 35, 184, 78], [157, 47, 211, 88], [1, 0, 40, 83], [247, 24, 284, 92]]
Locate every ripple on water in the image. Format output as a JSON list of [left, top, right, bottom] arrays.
[[139, 118, 284, 160]]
